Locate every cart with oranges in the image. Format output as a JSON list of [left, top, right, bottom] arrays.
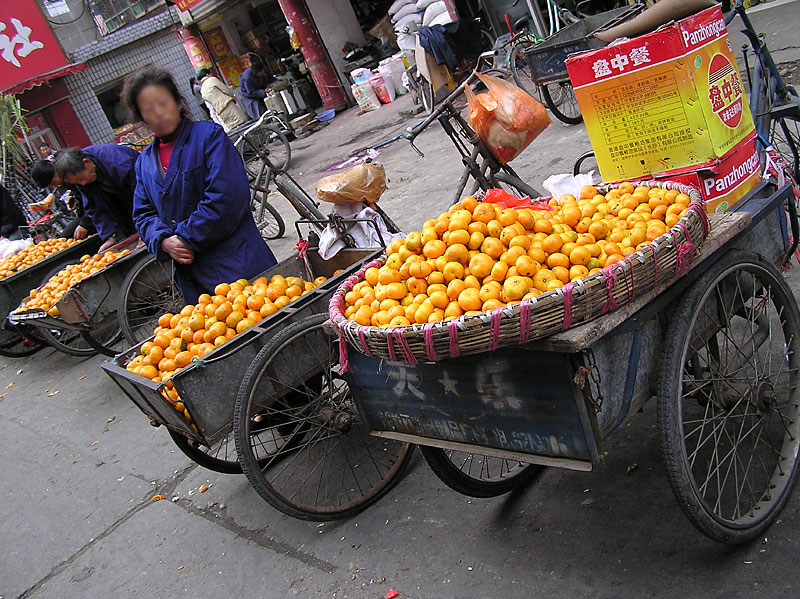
[[8, 235, 178, 358], [0, 235, 102, 358], [317, 178, 800, 544], [101, 222, 414, 521]]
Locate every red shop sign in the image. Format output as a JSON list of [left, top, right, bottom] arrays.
[[0, 2, 68, 92]]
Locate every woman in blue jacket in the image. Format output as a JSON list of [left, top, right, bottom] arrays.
[[122, 66, 277, 303]]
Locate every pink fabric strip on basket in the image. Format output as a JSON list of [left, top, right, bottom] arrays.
[[357, 328, 373, 356], [396, 330, 418, 364], [386, 333, 397, 362], [448, 318, 460, 358], [295, 238, 309, 259], [519, 299, 532, 344], [562, 283, 574, 331], [423, 323, 437, 362], [487, 309, 502, 352], [601, 266, 618, 315], [674, 221, 694, 276], [338, 333, 351, 374]]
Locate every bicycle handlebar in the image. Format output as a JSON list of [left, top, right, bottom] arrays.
[[724, 0, 744, 25]]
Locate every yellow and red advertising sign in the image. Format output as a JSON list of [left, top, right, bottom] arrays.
[[175, 0, 204, 12], [566, 5, 755, 183]]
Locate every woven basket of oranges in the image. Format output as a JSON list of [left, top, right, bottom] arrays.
[[328, 179, 709, 363]]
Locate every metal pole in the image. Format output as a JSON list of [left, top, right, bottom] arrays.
[[524, 0, 548, 39], [276, 0, 349, 111]]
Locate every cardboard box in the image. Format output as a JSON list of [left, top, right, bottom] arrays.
[[566, 5, 755, 182], [653, 131, 760, 213]]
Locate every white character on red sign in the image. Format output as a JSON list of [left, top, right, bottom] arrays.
[[610, 53, 629, 72], [592, 58, 611, 78], [629, 46, 650, 66], [0, 18, 44, 68]]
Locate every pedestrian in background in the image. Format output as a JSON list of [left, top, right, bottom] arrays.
[[239, 54, 275, 120], [189, 76, 211, 120], [197, 68, 249, 132], [30, 157, 93, 240], [0, 184, 27, 240], [122, 65, 276, 303], [54, 147, 138, 252]]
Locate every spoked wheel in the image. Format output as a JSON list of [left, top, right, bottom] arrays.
[[0, 325, 43, 358], [35, 265, 99, 357], [234, 313, 414, 521], [237, 125, 291, 178], [420, 446, 542, 498], [541, 81, 583, 125], [657, 250, 800, 543], [510, 43, 539, 99], [420, 77, 435, 115], [250, 187, 286, 241], [168, 429, 241, 474], [768, 116, 800, 177], [118, 254, 182, 345]]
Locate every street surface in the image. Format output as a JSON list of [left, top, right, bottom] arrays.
[[3, 2, 800, 597]]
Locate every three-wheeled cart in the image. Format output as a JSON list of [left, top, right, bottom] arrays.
[[341, 181, 800, 543], [0, 235, 101, 358], [102, 221, 414, 521], [8, 235, 180, 358]]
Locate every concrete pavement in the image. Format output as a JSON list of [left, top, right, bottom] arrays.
[[4, 1, 800, 597]]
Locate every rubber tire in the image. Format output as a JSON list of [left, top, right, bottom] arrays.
[[118, 254, 181, 346], [510, 43, 539, 99], [251, 193, 286, 241], [168, 429, 242, 474], [656, 250, 800, 543], [420, 446, 542, 498], [233, 313, 414, 521], [541, 81, 583, 125], [237, 125, 291, 178], [0, 326, 44, 358]]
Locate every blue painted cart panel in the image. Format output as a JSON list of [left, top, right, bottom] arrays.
[[345, 348, 600, 467]]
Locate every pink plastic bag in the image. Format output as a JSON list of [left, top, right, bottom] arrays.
[[465, 72, 551, 163]]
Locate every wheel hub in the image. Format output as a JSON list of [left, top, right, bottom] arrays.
[[754, 381, 777, 412]]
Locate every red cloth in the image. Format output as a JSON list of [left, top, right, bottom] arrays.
[[158, 139, 175, 173]]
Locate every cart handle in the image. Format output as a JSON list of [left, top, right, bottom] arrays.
[[295, 214, 389, 249]]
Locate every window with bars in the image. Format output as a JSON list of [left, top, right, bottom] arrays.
[[89, 0, 164, 35]]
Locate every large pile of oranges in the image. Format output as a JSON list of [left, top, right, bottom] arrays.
[[125, 274, 328, 423], [343, 183, 692, 327], [16, 249, 131, 316], [0, 238, 79, 280]]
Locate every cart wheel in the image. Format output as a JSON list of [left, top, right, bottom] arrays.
[[168, 429, 241, 474], [657, 250, 800, 543], [0, 325, 43, 358], [250, 188, 286, 241], [769, 116, 800, 177], [118, 254, 182, 345], [541, 81, 583, 125], [510, 43, 539, 99], [233, 313, 414, 521], [420, 446, 542, 498], [34, 265, 99, 358]]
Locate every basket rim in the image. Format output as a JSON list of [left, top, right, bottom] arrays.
[[329, 179, 708, 347]]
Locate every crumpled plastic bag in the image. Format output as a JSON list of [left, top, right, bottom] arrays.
[[483, 188, 553, 210], [0, 237, 32, 259], [315, 163, 387, 206], [465, 72, 551, 164], [542, 172, 597, 201]]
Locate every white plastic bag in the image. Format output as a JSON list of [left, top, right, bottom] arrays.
[[388, 0, 414, 15], [542, 172, 598, 201], [394, 12, 422, 33], [318, 203, 404, 260], [429, 11, 455, 26], [396, 31, 417, 50], [0, 238, 32, 259], [422, 1, 447, 26], [351, 83, 380, 112]]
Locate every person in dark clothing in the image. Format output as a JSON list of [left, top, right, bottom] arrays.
[[239, 55, 275, 120], [0, 184, 28, 240], [123, 65, 276, 303], [54, 146, 138, 252], [30, 158, 95, 240], [189, 76, 211, 119]]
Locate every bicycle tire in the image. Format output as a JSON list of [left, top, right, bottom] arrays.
[[510, 43, 539, 99], [541, 81, 583, 125], [168, 429, 242, 474], [420, 446, 542, 498], [657, 250, 800, 543], [237, 125, 291, 178], [251, 190, 286, 240], [118, 254, 182, 346]]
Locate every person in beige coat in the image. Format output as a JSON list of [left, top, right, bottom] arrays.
[[197, 69, 249, 132]]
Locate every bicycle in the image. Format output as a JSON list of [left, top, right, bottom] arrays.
[[403, 50, 543, 205], [228, 110, 292, 180]]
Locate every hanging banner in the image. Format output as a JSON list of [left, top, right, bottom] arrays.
[[0, 2, 69, 92], [176, 0, 205, 11], [179, 28, 213, 72]]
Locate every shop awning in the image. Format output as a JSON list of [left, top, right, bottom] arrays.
[[3, 62, 90, 96]]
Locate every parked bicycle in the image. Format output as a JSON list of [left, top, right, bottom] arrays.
[[227, 110, 292, 180]]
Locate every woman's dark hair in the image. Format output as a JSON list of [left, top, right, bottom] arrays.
[[122, 65, 187, 122], [31, 160, 56, 188], [54, 148, 91, 181], [197, 68, 210, 79]]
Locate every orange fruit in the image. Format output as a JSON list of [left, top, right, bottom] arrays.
[[472, 203, 496, 223], [569, 246, 591, 266], [175, 351, 192, 368], [503, 276, 532, 301], [407, 277, 428, 296], [139, 365, 159, 380], [479, 283, 501, 303], [490, 260, 508, 282], [444, 243, 469, 265], [541, 233, 563, 255], [214, 283, 230, 296], [469, 253, 494, 278], [497, 208, 517, 226], [429, 290, 449, 309], [423, 240, 446, 259], [153, 333, 170, 349], [533, 269, 556, 292], [215, 302, 233, 322], [569, 265, 590, 281], [386, 282, 407, 300], [444, 301, 463, 319], [580, 185, 598, 199], [515, 255, 539, 276], [158, 313, 173, 328], [481, 238, 503, 259], [546, 252, 569, 269], [551, 266, 570, 284], [457, 288, 482, 311], [442, 261, 465, 283], [236, 318, 255, 334]]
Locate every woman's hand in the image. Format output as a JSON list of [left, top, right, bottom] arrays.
[[99, 236, 117, 253], [161, 235, 195, 264], [73, 225, 88, 240]]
